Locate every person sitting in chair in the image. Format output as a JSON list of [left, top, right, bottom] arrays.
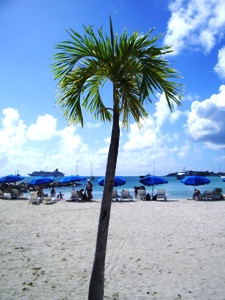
[[57, 191, 64, 199], [78, 188, 87, 200], [193, 189, 201, 200]]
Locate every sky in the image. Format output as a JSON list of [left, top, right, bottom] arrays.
[[0, 0, 225, 177]]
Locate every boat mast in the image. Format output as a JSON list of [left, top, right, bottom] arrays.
[[76, 160, 78, 175], [90, 162, 95, 180]]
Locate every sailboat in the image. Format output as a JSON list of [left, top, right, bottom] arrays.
[[90, 163, 95, 180]]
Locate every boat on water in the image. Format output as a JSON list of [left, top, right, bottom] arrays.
[[176, 168, 190, 180], [139, 174, 150, 178], [28, 168, 65, 177]]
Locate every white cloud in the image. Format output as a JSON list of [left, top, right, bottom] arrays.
[[153, 93, 182, 129], [0, 109, 91, 175], [184, 93, 200, 102], [214, 46, 225, 79], [185, 85, 225, 148], [177, 140, 191, 158], [96, 137, 110, 154], [122, 117, 158, 150], [26, 114, 57, 140], [57, 126, 87, 154], [86, 122, 102, 128], [1, 88, 224, 177], [0, 108, 27, 153], [164, 0, 225, 54]]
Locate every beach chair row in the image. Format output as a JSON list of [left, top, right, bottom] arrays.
[[195, 188, 224, 201], [113, 188, 225, 202], [0, 189, 20, 200], [28, 191, 58, 205], [111, 189, 167, 201], [2, 188, 224, 203]]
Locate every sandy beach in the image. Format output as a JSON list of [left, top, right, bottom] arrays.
[[0, 198, 225, 300]]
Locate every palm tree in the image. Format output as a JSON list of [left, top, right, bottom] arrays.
[[52, 17, 183, 300]]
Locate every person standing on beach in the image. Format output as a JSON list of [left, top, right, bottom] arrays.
[[50, 187, 56, 198], [86, 179, 93, 200]]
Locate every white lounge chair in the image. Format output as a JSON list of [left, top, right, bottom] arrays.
[[201, 188, 224, 201], [121, 190, 133, 201], [3, 192, 11, 199], [70, 190, 82, 201], [2, 189, 19, 199], [112, 190, 120, 201], [212, 188, 224, 200], [43, 197, 57, 204], [137, 189, 146, 200], [157, 189, 167, 201], [11, 189, 20, 199], [29, 191, 40, 204]]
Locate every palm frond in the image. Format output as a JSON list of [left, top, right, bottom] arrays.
[[51, 18, 183, 128]]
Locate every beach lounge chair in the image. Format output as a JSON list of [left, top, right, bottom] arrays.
[[137, 189, 146, 200], [3, 192, 11, 199], [11, 189, 20, 199], [43, 197, 56, 204], [157, 189, 167, 201], [2, 189, 19, 200], [201, 188, 224, 201], [201, 190, 213, 200], [121, 190, 132, 201], [111, 190, 120, 201], [213, 188, 224, 200], [70, 190, 82, 201], [29, 191, 40, 204]]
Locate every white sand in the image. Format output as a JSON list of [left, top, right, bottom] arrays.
[[0, 198, 225, 300]]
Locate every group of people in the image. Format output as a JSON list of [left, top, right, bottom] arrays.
[[49, 179, 93, 201], [77, 179, 93, 200], [49, 187, 64, 199]]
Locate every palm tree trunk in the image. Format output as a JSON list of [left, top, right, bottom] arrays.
[[88, 109, 120, 300]]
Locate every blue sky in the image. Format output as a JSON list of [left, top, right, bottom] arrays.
[[0, 0, 225, 177]]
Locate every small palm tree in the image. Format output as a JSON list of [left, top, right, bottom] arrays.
[[52, 17, 183, 300]]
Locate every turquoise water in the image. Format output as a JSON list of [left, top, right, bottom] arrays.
[[22, 176, 225, 200]]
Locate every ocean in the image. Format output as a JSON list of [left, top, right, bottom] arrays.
[[21, 176, 225, 200]]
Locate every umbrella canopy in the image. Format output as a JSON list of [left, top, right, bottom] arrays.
[[181, 176, 210, 197], [98, 176, 126, 187], [181, 175, 210, 189], [29, 177, 54, 185], [139, 175, 168, 186], [60, 175, 87, 183], [0, 174, 24, 183], [139, 175, 168, 197]]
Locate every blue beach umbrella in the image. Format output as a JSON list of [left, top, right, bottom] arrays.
[[60, 175, 87, 183], [181, 175, 210, 191], [139, 175, 168, 197], [139, 175, 168, 186], [29, 177, 54, 185], [0, 174, 24, 183], [98, 176, 126, 187]]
